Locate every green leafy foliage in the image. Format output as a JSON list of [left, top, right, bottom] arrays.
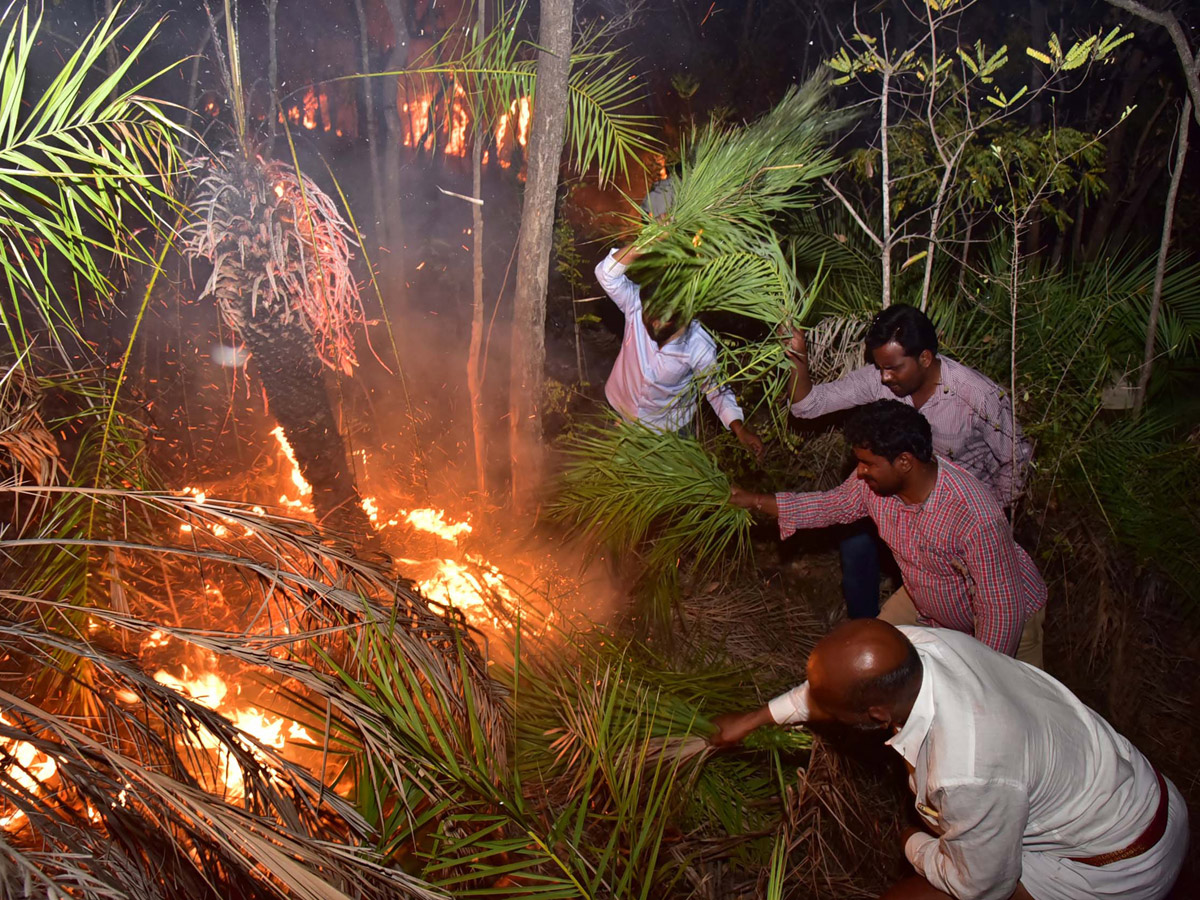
[[626, 76, 852, 324], [550, 418, 753, 588], [0, 2, 184, 362]]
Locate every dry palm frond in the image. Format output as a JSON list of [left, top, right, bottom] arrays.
[[0, 615, 445, 900], [0, 365, 60, 486], [551, 418, 752, 585], [626, 75, 854, 324], [0, 480, 507, 898], [184, 149, 365, 375]]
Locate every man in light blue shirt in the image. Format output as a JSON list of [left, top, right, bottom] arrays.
[[594, 241, 764, 457]]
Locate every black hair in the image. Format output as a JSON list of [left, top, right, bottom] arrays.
[[864, 304, 938, 360], [847, 636, 922, 709], [843, 400, 933, 463]]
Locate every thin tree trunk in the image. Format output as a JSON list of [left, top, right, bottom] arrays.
[[1134, 98, 1191, 414], [354, 0, 385, 239], [509, 0, 573, 511], [957, 216, 973, 297], [468, 0, 488, 502], [1008, 220, 1021, 526], [380, 0, 411, 281], [880, 66, 894, 307], [264, 0, 278, 146]]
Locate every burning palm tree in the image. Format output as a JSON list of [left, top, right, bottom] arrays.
[[184, 3, 374, 540], [185, 149, 374, 537]]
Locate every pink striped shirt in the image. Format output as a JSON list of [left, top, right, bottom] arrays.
[[791, 358, 1032, 506], [776, 459, 1046, 656]]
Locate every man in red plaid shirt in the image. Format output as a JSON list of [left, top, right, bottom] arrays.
[[730, 400, 1047, 665]]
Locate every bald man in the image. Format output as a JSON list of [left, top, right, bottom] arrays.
[[712, 621, 1187, 900]]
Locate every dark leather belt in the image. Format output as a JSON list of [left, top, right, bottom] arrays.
[[1069, 769, 1169, 867]]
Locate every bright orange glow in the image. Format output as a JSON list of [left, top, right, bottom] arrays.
[[405, 554, 523, 630], [0, 714, 58, 830], [317, 89, 332, 132], [153, 666, 303, 799], [445, 81, 469, 157], [301, 87, 318, 130], [516, 96, 531, 149], [270, 426, 313, 513], [403, 93, 434, 150], [402, 507, 472, 542]]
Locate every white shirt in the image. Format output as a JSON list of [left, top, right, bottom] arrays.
[[769, 627, 1174, 900], [595, 250, 743, 432]]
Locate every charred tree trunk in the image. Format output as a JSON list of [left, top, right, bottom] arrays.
[[509, 0, 573, 511], [240, 312, 372, 538]]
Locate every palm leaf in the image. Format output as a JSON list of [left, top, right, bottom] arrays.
[[0, 2, 185, 363]]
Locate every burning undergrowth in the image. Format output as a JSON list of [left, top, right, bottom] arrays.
[[0, 392, 847, 900], [0, 477, 497, 899]]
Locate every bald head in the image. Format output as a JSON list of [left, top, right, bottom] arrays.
[[806, 620, 923, 731]]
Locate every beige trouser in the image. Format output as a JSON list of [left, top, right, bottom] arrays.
[[878, 586, 1046, 669]]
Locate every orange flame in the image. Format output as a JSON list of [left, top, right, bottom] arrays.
[[0, 714, 58, 830], [270, 426, 313, 513], [301, 87, 319, 130], [153, 666, 305, 799], [402, 507, 472, 542], [445, 81, 469, 157]]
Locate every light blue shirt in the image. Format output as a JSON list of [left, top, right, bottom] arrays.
[[595, 249, 743, 432]]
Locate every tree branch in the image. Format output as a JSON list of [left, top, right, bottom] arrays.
[[821, 177, 883, 248], [1104, 0, 1200, 125]]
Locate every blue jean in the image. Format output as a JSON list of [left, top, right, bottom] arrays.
[[839, 524, 881, 618]]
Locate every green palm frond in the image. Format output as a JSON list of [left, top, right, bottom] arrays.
[[648, 236, 808, 325], [550, 418, 752, 584], [0, 2, 185, 362], [627, 76, 854, 322]]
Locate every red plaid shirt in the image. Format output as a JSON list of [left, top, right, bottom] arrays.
[[776, 459, 1046, 655]]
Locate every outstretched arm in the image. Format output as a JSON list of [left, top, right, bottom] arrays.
[[731, 474, 871, 539], [710, 683, 812, 747]]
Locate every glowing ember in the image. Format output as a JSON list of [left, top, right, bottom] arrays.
[[0, 714, 58, 830]]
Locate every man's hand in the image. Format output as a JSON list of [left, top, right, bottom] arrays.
[[710, 706, 774, 748], [730, 420, 765, 462], [782, 324, 808, 365], [781, 324, 814, 406], [729, 485, 779, 517], [729, 485, 757, 509]]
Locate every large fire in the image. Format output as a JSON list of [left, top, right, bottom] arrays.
[[107, 421, 548, 811], [400, 87, 530, 163]]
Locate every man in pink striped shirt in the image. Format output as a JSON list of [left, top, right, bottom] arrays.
[[731, 400, 1047, 664], [786, 305, 1032, 620]]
